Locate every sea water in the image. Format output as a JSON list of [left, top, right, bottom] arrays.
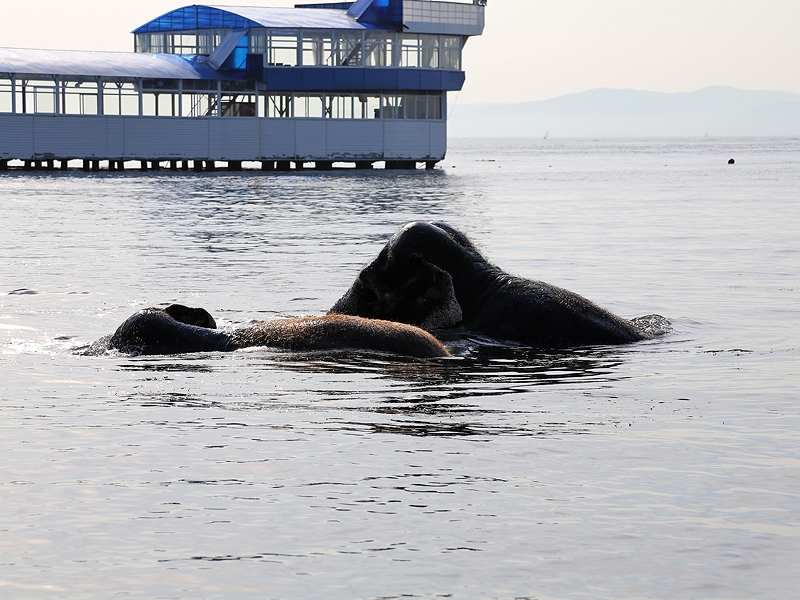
[[1, 138, 798, 598]]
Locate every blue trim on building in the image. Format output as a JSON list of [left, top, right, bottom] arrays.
[[250, 65, 465, 92], [296, 2, 355, 9], [134, 6, 258, 33]]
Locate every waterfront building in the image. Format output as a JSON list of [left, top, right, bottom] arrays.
[[0, 0, 486, 171]]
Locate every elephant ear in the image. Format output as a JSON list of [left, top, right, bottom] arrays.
[[415, 266, 462, 331], [330, 247, 462, 330], [164, 304, 217, 329], [363, 249, 462, 330]]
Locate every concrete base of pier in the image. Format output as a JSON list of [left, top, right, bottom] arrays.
[[0, 157, 437, 173]]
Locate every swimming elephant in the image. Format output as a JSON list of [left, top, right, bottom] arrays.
[[95, 304, 449, 358], [330, 221, 668, 349]]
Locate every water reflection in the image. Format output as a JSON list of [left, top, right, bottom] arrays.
[[263, 344, 627, 388], [129, 171, 480, 258], [352, 420, 591, 438], [111, 343, 631, 438], [112, 343, 625, 387]]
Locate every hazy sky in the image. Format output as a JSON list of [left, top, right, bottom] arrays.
[[3, 0, 798, 104]]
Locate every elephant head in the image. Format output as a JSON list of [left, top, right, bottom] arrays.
[[330, 223, 466, 331]]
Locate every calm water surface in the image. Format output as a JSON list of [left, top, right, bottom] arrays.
[[1, 138, 799, 598]]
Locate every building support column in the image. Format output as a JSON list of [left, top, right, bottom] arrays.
[[228, 160, 242, 171], [0, 159, 7, 171], [261, 160, 274, 171], [276, 161, 291, 171], [355, 161, 373, 170]]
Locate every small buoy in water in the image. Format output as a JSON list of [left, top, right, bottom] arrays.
[[728, 158, 735, 164]]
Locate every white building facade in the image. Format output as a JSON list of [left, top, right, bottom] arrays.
[[0, 1, 485, 170]]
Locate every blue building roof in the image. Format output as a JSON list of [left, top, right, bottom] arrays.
[[133, 5, 370, 34], [0, 47, 220, 79]]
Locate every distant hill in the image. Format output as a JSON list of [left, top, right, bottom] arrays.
[[448, 87, 800, 137]]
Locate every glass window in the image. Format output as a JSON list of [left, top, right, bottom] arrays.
[[293, 94, 324, 118], [334, 32, 363, 67], [141, 92, 178, 117], [183, 92, 215, 117], [268, 33, 298, 66], [355, 94, 381, 119], [266, 93, 292, 118], [405, 94, 425, 119], [170, 33, 198, 55], [23, 80, 57, 114], [199, 30, 225, 55], [249, 28, 266, 54], [63, 80, 98, 115], [102, 82, 139, 116], [441, 36, 462, 70], [141, 33, 167, 54], [427, 94, 442, 120], [135, 34, 149, 53], [381, 95, 404, 119], [365, 33, 393, 67], [302, 32, 333, 66], [326, 95, 353, 119], [0, 78, 12, 113], [221, 93, 256, 117], [399, 35, 420, 68], [420, 35, 439, 69]]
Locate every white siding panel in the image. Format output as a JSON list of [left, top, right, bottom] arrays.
[[384, 121, 432, 160], [0, 115, 449, 162], [326, 120, 383, 160], [123, 117, 209, 159], [33, 116, 123, 158], [295, 120, 327, 159], [208, 118, 260, 160], [0, 115, 34, 159], [261, 119, 296, 158], [430, 121, 446, 160]]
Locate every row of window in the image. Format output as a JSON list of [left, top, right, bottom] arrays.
[[0, 80, 442, 120], [135, 30, 462, 70], [403, 0, 484, 26]]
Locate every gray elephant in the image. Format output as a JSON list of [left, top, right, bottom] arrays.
[[330, 221, 669, 349], [87, 304, 449, 358]]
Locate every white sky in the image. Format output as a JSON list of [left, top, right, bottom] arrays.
[[2, 0, 798, 103]]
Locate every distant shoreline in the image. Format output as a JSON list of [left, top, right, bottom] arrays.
[[448, 86, 800, 138]]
